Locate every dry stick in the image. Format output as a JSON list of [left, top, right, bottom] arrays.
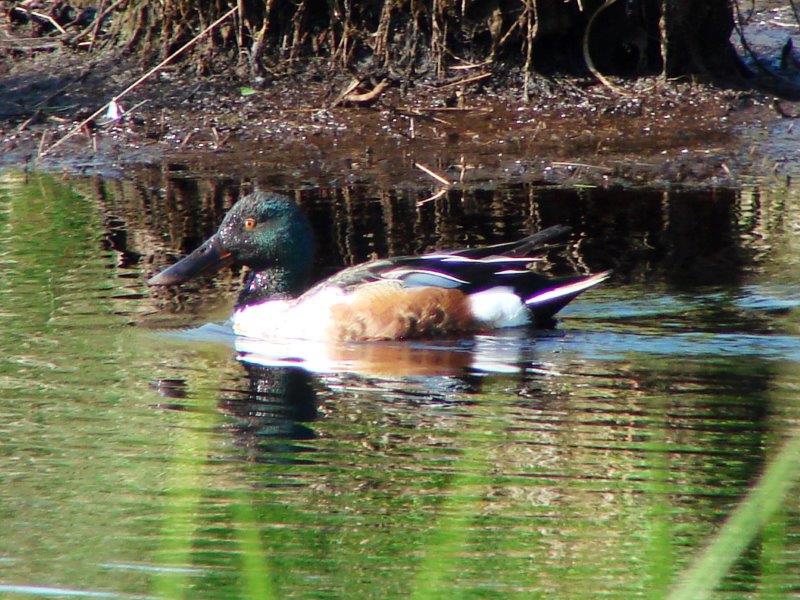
[[392, 107, 451, 126], [437, 71, 491, 90], [179, 131, 195, 149], [70, 0, 128, 42], [237, 0, 246, 48], [400, 106, 489, 114], [340, 80, 390, 106], [552, 161, 613, 172], [13, 7, 67, 35], [331, 77, 363, 107], [42, 5, 238, 157], [522, 2, 535, 102], [87, 0, 107, 51], [416, 188, 448, 207], [415, 162, 451, 186], [497, 11, 524, 50], [450, 59, 492, 70], [771, 19, 799, 28], [36, 131, 49, 160], [582, 0, 632, 97]]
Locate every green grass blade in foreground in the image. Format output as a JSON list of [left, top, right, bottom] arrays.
[[153, 394, 217, 599], [409, 447, 485, 600], [643, 421, 674, 599], [232, 496, 277, 600], [668, 431, 800, 600], [410, 392, 506, 600]]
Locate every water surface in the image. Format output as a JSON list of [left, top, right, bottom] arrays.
[[1, 172, 799, 598]]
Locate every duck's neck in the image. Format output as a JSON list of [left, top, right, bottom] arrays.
[[236, 267, 309, 308]]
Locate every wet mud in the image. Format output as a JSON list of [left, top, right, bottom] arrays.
[[1, 2, 799, 187]]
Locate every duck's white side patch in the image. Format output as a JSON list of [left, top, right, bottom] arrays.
[[524, 271, 611, 305], [232, 287, 346, 340], [467, 287, 530, 328]]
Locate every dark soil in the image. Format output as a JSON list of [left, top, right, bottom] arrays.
[[1, 6, 798, 188]]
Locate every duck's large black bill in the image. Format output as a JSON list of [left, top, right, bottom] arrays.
[[147, 234, 233, 285]]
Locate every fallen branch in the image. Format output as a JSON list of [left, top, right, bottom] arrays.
[[13, 6, 66, 35], [416, 188, 448, 207], [339, 79, 391, 107], [414, 162, 451, 186], [403, 106, 492, 113], [330, 77, 363, 107], [41, 5, 238, 157], [449, 60, 492, 71], [88, 0, 107, 51], [392, 107, 452, 126]]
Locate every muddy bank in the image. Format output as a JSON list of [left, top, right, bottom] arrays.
[[0, 15, 796, 188]]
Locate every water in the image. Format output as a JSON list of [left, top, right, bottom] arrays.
[[1, 171, 799, 599]]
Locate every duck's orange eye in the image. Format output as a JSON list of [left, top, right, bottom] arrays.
[[244, 217, 257, 231]]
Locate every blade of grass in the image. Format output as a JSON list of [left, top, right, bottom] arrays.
[[668, 431, 800, 600], [152, 380, 220, 599], [409, 443, 486, 600], [410, 390, 509, 600], [232, 497, 277, 600]]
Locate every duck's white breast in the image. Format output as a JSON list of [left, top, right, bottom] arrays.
[[232, 287, 346, 340]]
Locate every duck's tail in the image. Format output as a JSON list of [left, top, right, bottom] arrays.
[[524, 270, 612, 322]]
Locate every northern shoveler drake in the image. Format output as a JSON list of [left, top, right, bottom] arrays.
[[148, 191, 610, 341]]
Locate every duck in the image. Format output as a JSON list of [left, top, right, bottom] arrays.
[[148, 191, 610, 341]]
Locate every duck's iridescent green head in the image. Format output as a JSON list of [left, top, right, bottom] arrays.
[[148, 191, 314, 296]]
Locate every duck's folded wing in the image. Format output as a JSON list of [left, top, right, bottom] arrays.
[[379, 255, 546, 294], [302, 226, 573, 297]]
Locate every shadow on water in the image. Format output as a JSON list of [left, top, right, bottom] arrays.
[[1, 169, 800, 598]]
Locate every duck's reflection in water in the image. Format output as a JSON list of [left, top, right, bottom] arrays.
[[219, 365, 320, 460], [153, 325, 560, 460], [234, 327, 554, 377]]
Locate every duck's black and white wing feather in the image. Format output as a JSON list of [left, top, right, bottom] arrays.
[[309, 225, 573, 294], [302, 226, 609, 325]]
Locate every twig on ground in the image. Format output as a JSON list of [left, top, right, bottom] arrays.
[[414, 162, 451, 186], [338, 79, 391, 107], [330, 78, 363, 107], [36, 131, 49, 160], [436, 72, 491, 90], [407, 106, 491, 113], [41, 5, 238, 157], [552, 161, 613, 172], [449, 60, 492, 71], [13, 7, 67, 35], [416, 188, 448, 207], [88, 0, 108, 51], [15, 111, 42, 134], [179, 131, 194, 149]]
